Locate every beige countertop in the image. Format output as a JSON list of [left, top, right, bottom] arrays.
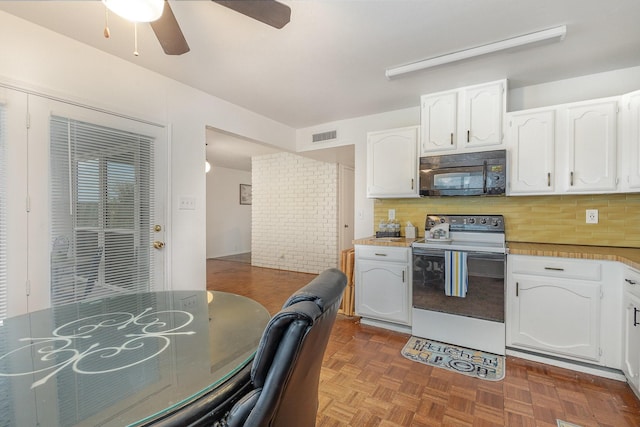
[[507, 242, 640, 271], [352, 238, 640, 270], [353, 236, 416, 247]]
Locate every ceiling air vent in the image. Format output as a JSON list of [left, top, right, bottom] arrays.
[[312, 130, 337, 143]]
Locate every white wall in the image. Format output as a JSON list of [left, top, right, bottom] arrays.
[[297, 108, 420, 239], [252, 152, 338, 273], [206, 166, 252, 258], [0, 11, 295, 296], [509, 66, 640, 111]]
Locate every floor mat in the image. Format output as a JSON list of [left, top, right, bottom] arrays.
[[401, 336, 505, 381]]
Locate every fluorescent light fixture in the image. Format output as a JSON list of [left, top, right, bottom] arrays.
[[385, 25, 567, 79]]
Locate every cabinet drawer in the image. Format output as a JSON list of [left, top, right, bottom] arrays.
[[355, 245, 409, 263], [509, 255, 601, 281]]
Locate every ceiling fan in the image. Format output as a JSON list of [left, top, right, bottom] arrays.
[[150, 0, 291, 55]]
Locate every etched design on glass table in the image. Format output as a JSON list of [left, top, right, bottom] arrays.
[[0, 307, 195, 389]]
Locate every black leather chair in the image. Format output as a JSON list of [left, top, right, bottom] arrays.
[[225, 268, 347, 427]]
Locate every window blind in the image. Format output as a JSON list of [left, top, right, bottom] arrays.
[[0, 104, 6, 320], [50, 116, 155, 306]]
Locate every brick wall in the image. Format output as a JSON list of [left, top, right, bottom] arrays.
[[252, 152, 338, 273]]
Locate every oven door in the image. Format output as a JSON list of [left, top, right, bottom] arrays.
[[412, 247, 505, 322]]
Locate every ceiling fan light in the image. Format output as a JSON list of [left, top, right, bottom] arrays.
[[102, 0, 164, 23]]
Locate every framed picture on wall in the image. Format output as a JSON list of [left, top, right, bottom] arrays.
[[240, 184, 252, 205]]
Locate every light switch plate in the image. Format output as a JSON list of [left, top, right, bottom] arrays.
[[179, 196, 196, 210]]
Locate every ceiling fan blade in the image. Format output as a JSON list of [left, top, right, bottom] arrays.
[[150, 1, 190, 55], [213, 0, 291, 29]]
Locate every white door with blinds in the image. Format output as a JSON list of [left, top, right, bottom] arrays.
[[0, 90, 168, 316], [0, 87, 29, 319], [49, 115, 166, 305]]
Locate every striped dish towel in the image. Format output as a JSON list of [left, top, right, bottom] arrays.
[[444, 251, 468, 297]]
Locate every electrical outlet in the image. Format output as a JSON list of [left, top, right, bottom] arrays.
[[586, 209, 598, 224]]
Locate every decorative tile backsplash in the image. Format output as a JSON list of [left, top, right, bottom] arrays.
[[374, 193, 640, 248]]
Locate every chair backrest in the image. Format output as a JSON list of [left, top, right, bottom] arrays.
[[81, 247, 103, 296], [226, 268, 347, 427]]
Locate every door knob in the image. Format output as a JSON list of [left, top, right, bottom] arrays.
[[153, 241, 165, 249]]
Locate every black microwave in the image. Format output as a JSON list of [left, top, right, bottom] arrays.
[[419, 149, 507, 196]]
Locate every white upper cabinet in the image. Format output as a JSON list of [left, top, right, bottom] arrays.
[[420, 91, 457, 152], [366, 126, 419, 198], [420, 80, 506, 155], [621, 90, 640, 191], [508, 109, 556, 194], [464, 82, 505, 149], [564, 99, 618, 193], [507, 96, 621, 195]]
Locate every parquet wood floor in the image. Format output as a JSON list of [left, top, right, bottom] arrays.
[[206, 259, 640, 426]]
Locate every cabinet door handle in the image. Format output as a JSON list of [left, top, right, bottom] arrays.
[[482, 161, 488, 194], [547, 172, 551, 187], [635, 307, 640, 327], [402, 270, 405, 283], [544, 267, 565, 271], [374, 253, 387, 257], [450, 133, 454, 145], [516, 282, 519, 297], [625, 278, 638, 285], [411, 178, 414, 190], [467, 130, 470, 143], [570, 171, 574, 186]]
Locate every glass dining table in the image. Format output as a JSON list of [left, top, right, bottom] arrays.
[[0, 290, 271, 426]]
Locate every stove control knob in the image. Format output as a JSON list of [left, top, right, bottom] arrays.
[[480, 218, 487, 224], [468, 218, 475, 224], [440, 218, 446, 223], [492, 219, 501, 227]]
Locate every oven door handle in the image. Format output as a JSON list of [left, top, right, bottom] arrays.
[[413, 248, 505, 260]]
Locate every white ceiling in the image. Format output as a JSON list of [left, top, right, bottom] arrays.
[[205, 127, 284, 171], [2, 0, 640, 169]]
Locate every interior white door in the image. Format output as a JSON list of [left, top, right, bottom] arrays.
[[339, 164, 354, 254], [2, 92, 167, 315]]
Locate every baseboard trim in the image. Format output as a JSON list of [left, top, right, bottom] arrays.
[[506, 347, 626, 381], [359, 317, 411, 334]]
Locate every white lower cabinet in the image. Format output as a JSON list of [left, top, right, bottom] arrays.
[[355, 245, 411, 327], [507, 255, 621, 368], [623, 267, 640, 396], [509, 275, 601, 361]]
